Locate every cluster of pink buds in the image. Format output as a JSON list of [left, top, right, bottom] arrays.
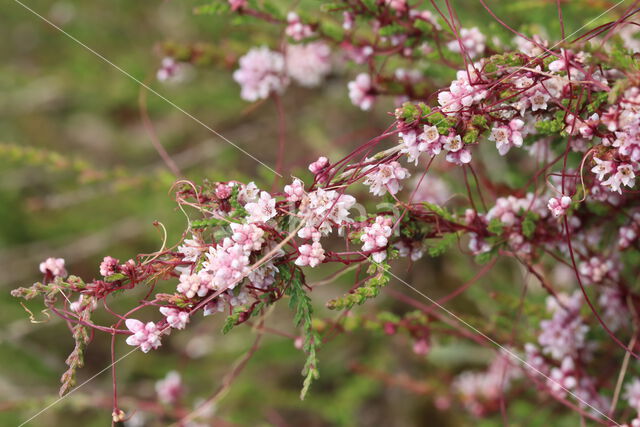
[[360, 216, 394, 262]]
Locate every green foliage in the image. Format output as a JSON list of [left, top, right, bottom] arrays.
[[191, 217, 233, 229], [326, 262, 391, 310], [487, 218, 504, 235], [427, 232, 456, 257], [320, 20, 344, 41], [279, 264, 320, 399], [379, 24, 404, 37], [522, 212, 538, 238], [475, 247, 497, 265], [193, 1, 230, 16], [421, 201, 457, 222]]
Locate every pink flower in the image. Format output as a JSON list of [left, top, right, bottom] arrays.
[[285, 12, 314, 41], [548, 357, 577, 395], [591, 157, 614, 181], [412, 338, 430, 356], [233, 47, 289, 102], [342, 11, 354, 31], [202, 238, 251, 290], [578, 256, 617, 284], [547, 196, 572, 218], [245, 191, 277, 223], [298, 188, 356, 235], [230, 223, 265, 252], [295, 242, 325, 267], [156, 58, 183, 82], [400, 125, 442, 164], [348, 73, 376, 111], [602, 163, 636, 194], [39, 257, 67, 278], [285, 42, 331, 87], [308, 156, 329, 174], [155, 371, 183, 404], [625, 378, 640, 412], [385, 0, 407, 13], [160, 307, 190, 330], [177, 236, 205, 263], [363, 161, 410, 196], [284, 178, 305, 202], [361, 216, 393, 253], [445, 147, 472, 165], [99, 256, 120, 277], [529, 90, 550, 111], [228, 0, 247, 11], [446, 27, 486, 59], [125, 319, 163, 353], [489, 119, 525, 156], [177, 272, 209, 299], [215, 183, 232, 199]]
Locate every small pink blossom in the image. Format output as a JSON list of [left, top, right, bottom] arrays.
[[228, 0, 246, 11], [285, 12, 314, 41], [202, 238, 251, 290], [295, 242, 325, 267], [308, 156, 329, 174], [412, 338, 430, 356], [285, 42, 331, 87], [385, 0, 407, 13], [489, 119, 525, 156], [155, 371, 183, 404], [177, 236, 205, 263], [547, 196, 572, 218], [230, 223, 265, 252], [625, 378, 640, 412], [348, 73, 376, 111], [529, 90, 550, 111], [446, 27, 486, 59], [156, 58, 183, 82], [363, 161, 410, 196], [160, 307, 190, 330], [342, 11, 354, 31], [284, 178, 305, 202], [39, 257, 67, 278], [245, 191, 277, 223], [361, 216, 393, 253], [445, 147, 472, 165], [591, 157, 614, 181], [233, 47, 289, 102], [125, 319, 163, 353], [216, 183, 232, 199], [177, 272, 209, 299], [99, 256, 120, 277]]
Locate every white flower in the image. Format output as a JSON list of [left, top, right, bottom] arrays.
[[363, 161, 410, 196], [160, 307, 190, 330], [530, 90, 550, 111], [348, 73, 375, 110], [286, 42, 331, 87], [233, 47, 289, 102], [295, 242, 325, 267], [245, 191, 277, 223]]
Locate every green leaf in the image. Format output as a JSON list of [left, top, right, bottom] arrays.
[[427, 233, 456, 257], [487, 218, 504, 235], [421, 202, 456, 222], [522, 212, 537, 238], [280, 264, 320, 399]]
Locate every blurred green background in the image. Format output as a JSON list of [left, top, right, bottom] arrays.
[[0, 0, 624, 425]]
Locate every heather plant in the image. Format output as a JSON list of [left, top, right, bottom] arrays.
[[9, 0, 640, 425]]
